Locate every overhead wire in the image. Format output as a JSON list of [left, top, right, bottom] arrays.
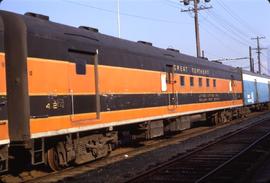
[[199, 12, 250, 47], [251, 53, 269, 74], [203, 11, 251, 47], [216, 0, 263, 37], [166, 0, 253, 48], [164, 0, 250, 57], [63, 0, 266, 63], [259, 63, 269, 74], [168, 0, 262, 47], [63, 0, 190, 25], [205, 10, 254, 46], [164, 0, 251, 59], [167, 0, 181, 6], [164, 3, 179, 9], [200, 23, 244, 56], [164, 0, 180, 8], [162, 0, 241, 58]]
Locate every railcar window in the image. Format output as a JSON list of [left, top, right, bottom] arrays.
[[76, 62, 86, 75], [68, 49, 96, 75], [180, 76, 185, 86], [206, 78, 210, 87], [213, 79, 216, 87], [190, 77, 194, 87], [199, 78, 203, 87], [161, 74, 167, 92]]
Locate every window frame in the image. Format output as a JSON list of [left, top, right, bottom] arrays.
[[75, 61, 87, 75], [199, 77, 203, 87], [213, 79, 216, 87], [190, 77, 194, 87], [180, 75, 185, 86], [206, 78, 210, 87]]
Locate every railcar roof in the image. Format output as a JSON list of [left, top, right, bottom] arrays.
[[1, 11, 239, 74], [242, 69, 270, 79]]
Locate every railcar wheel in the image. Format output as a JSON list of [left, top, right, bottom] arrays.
[[47, 147, 61, 171]]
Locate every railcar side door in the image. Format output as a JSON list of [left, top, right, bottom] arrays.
[[68, 49, 100, 122], [166, 65, 178, 110], [254, 79, 259, 103], [230, 75, 237, 105]]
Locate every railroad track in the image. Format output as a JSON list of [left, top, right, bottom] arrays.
[[1, 112, 269, 183], [126, 116, 270, 183], [0, 127, 209, 183]]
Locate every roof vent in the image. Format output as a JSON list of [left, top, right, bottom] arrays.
[[24, 12, 49, 21], [79, 26, 99, 33], [137, 41, 153, 46], [166, 48, 180, 53], [202, 57, 209, 60], [212, 61, 222, 64]]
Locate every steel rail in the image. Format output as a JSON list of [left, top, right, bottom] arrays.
[[196, 129, 270, 182], [126, 117, 270, 183]]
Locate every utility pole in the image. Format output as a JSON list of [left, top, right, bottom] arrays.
[[117, 0, 121, 38], [193, 0, 200, 58], [251, 36, 267, 74], [249, 46, 254, 72], [181, 0, 212, 58], [201, 50, 205, 58]]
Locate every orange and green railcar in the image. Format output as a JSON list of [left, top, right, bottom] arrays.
[[0, 11, 244, 172]]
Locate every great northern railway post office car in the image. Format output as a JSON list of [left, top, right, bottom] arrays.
[[0, 11, 268, 173]]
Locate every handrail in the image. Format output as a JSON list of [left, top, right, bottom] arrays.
[[94, 49, 100, 119]]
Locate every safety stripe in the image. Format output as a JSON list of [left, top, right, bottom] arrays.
[[30, 103, 243, 139], [0, 93, 242, 121]]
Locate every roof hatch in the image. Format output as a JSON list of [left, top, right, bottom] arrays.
[[24, 12, 49, 21], [137, 41, 153, 46], [79, 26, 99, 33], [166, 48, 180, 53]]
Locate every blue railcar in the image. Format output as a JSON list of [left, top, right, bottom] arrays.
[[242, 70, 270, 106]]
